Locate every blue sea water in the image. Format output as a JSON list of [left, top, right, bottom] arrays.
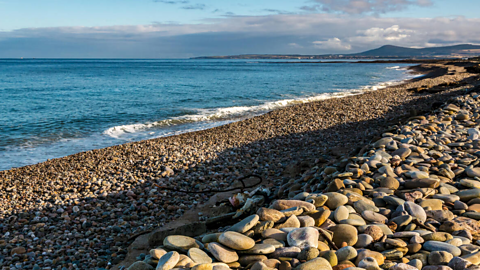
[[0, 59, 415, 171]]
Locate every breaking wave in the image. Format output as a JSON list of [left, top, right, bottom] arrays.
[[103, 79, 403, 138]]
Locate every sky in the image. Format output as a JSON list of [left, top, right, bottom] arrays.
[[0, 0, 479, 58]]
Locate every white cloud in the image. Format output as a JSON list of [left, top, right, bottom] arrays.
[[313, 38, 352, 51], [350, 25, 414, 43], [0, 14, 479, 57]]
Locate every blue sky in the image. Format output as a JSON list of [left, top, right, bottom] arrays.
[[0, 0, 479, 57]]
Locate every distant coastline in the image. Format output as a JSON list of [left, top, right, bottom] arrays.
[[192, 44, 480, 60]]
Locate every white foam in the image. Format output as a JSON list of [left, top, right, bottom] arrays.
[[103, 78, 406, 139]]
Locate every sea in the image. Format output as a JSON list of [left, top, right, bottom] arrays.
[[0, 59, 417, 171]]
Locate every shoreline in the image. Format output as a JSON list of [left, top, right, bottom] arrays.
[[2, 62, 416, 172], [1, 61, 479, 269]]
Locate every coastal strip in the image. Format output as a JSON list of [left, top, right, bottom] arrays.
[[0, 61, 479, 269]]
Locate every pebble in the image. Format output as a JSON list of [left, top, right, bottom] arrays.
[[218, 231, 255, 250], [208, 242, 239, 263], [257, 208, 286, 223], [355, 234, 373, 248], [331, 224, 358, 246], [228, 214, 259, 233], [188, 248, 213, 264], [164, 236, 199, 253], [271, 247, 301, 258], [336, 246, 357, 262], [423, 241, 462, 257], [325, 193, 348, 209], [271, 200, 315, 212], [295, 257, 333, 270], [334, 206, 350, 222], [428, 251, 453, 265], [156, 251, 180, 270], [287, 227, 319, 249]]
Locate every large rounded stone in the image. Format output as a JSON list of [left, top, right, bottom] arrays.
[[238, 244, 276, 255], [202, 233, 221, 243], [428, 251, 453, 265], [353, 200, 379, 213], [466, 167, 480, 178], [457, 189, 480, 202], [405, 178, 439, 189], [298, 216, 315, 227], [335, 246, 357, 262], [276, 215, 301, 229], [188, 248, 212, 264], [218, 231, 255, 251], [262, 238, 285, 248], [334, 206, 349, 222], [355, 234, 373, 248], [281, 207, 303, 217], [362, 211, 387, 223], [208, 242, 239, 263], [262, 229, 287, 241], [355, 249, 384, 265], [390, 215, 413, 227], [325, 193, 348, 210], [271, 247, 301, 259], [462, 251, 480, 265], [380, 177, 400, 190], [156, 251, 180, 270], [309, 208, 331, 227], [460, 179, 480, 189], [287, 227, 319, 249], [422, 232, 453, 242], [228, 214, 259, 233], [294, 257, 333, 270], [257, 208, 286, 223], [150, 248, 167, 260], [419, 199, 444, 210], [405, 201, 427, 223], [374, 137, 393, 148], [448, 257, 472, 270], [331, 224, 358, 247], [272, 200, 315, 212], [164, 236, 200, 252], [175, 255, 195, 268], [364, 225, 383, 241], [307, 194, 328, 207], [358, 257, 380, 270], [319, 250, 337, 267], [423, 241, 461, 257], [298, 247, 320, 261]]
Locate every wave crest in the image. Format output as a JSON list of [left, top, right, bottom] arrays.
[[103, 79, 404, 138]]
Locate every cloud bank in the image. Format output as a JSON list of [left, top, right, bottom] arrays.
[[0, 14, 479, 58], [302, 0, 433, 14]]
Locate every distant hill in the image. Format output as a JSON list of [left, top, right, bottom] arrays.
[[193, 44, 480, 60], [357, 44, 480, 58]]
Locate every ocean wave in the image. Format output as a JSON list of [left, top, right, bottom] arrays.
[[103, 78, 405, 139], [386, 66, 409, 71]]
